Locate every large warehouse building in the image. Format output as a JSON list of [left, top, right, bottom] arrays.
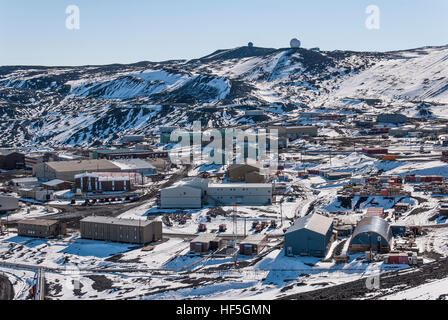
[[160, 178, 208, 209], [207, 183, 272, 206], [160, 178, 273, 208], [284, 213, 334, 257], [33, 160, 121, 182], [349, 216, 393, 253], [80, 216, 162, 244]]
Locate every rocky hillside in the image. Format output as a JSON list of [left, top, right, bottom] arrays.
[[0, 44, 447, 147]]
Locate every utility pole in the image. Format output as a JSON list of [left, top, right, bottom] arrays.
[[244, 218, 247, 238], [233, 203, 238, 268], [280, 198, 283, 227]]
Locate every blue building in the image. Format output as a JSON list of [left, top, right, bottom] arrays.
[[284, 214, 334, 257]]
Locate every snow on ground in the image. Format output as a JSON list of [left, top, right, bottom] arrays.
[[381, 277, 448, 300]]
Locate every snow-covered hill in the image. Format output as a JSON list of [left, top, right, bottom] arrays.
[[0, 45, 447, 147]]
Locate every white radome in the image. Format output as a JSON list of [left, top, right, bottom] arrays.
[[290, 38, 301, 48]]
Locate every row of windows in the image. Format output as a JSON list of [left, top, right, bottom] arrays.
[[211, 188, 270, 192]]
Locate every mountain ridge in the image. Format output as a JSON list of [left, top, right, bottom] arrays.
[[0, 45, 447, 148]]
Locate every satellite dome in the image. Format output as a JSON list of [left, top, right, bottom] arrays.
[[248, 42, 254, 48], [290, 38, 301, 48]]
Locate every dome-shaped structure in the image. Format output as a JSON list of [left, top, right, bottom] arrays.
[[349, 216, 393, 253], [290, 38, 301, 48], [248, 42, 254, 48]]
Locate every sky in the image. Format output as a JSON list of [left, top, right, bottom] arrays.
[[0, 0, 447, 66]]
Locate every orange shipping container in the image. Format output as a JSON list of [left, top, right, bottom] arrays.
[[383, 155, 396, 161]]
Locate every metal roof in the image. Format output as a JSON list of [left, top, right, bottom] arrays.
[[46, 160, 120, 172], [240, 234, 267, 245], [285, 213, 333, 236], [208, 183, 272, 188], [11, 177, 39, 184], [18, 219, 59, 227], [42, 179, 68, 187], [351, 216, 393, 243], [110, 159, 156, 170], [80, 216, 153, 227], [192, 233, 219, 243]]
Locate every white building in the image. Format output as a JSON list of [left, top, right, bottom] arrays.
[[207, 183, 272, 206], [160, 178, 272, 208], [160, 178, 207, 209], [10, 177, 40, 188]]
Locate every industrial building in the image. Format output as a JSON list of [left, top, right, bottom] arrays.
[[110, 159, 157, 177], [284, 213, 334, 257], [160, 178, 207, 209], [10, 177, 40, 188], [18, 188, 54, 202], [33, 160, 121, 182], [190, 233, 223, 253], [42, 179, 73, 191], [239, 234, 268, 255], [75, 172, 134, 192], [24, 152, 55, 168], [226, 163, 264, 183], [377, 113, 408, 124], [120, 135, 145, 143], [269, 126, 318, 138], [160, 178, 273, 208], [207, 183, 272, 206], [17, 219, 66, 238], [92, 149, 168, 160], [349, 216, 393, 253], [80, 216, 162, 244], [324, 171, 352, 181], [0, 150, 25, 170], [0, 195, 19, 213]]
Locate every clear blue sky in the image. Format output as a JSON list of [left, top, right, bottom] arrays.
[[1, 0, 447, 66]]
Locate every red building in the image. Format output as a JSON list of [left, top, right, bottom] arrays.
[[362, 148, 388, 155]]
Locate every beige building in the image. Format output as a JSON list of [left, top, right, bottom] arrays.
[[227, 163, 264, 183], [18, 188, 54, 202], [33, 160, 121, 182], [239, 234, 268, 255], [190, 233, 223, 253], [80, 216, 162, 244], [17, 219, 66, 238]]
